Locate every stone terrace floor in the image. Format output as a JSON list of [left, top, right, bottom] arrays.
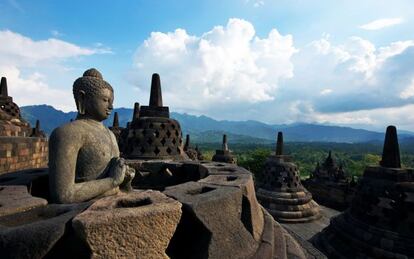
[[281, 205, 341, 258]]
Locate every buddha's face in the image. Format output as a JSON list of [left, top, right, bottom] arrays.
[[85, 88, 114, 121]]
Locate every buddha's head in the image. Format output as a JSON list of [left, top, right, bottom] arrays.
[[73, 68, 114, 121]]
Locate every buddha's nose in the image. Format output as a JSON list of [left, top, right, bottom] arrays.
[[108, 103, 113, 110]]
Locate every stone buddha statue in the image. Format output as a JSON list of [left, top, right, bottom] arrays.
[[49, 68, 134, 204]]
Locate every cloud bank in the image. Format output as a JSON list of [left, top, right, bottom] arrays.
[[0, 30, 109, 111], [132, 18, 297, 112], [359, 18, 403, 30], [131, 18, 414, 130]]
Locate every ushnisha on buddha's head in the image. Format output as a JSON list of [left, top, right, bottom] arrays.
[[73, 68, 114, 121]]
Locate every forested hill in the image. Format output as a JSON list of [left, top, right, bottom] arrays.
[[20, 105, 414, 143]]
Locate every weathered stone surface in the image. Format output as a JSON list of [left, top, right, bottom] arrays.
[[257, 132, 321, 223], [212, 134, 237, 164], [0, 168, 49, 198], [0, 203, 89, 259], [72, 190, 182, 258], [49, 68, 134, 204], [200, 162, 251, 176], [164, 181, 258, 259], [314, 126, 414, 258], [0, 185, 47, 217], [251, 208, 310, 259], [121, 74, 187, 160], [199, 173, 264, 241], [303, 151, 356, 211]]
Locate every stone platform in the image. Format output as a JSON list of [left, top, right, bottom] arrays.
[[282, 205, 340, 241], [279, 205, 339, 259], [0, 161, 312, 259]]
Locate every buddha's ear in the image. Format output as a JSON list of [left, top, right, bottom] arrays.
[[77, 90, 86, 115]]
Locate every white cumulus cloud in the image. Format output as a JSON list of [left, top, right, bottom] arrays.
[[0, 30, 105, 66], [0, 30, 110, 111], [129, 19, 414, 130], [0, 65, 74, 111], [359, 18, 403, 30], [400, 79, 414, 99], [131, 18, 297, 113]]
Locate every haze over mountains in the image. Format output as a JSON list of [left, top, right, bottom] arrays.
[[21, 105, 414, 144]]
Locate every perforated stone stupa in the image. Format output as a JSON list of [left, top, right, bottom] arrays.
[[183, 134, 199, 160], [303, 151, 356, 210], [212, 134, 236, 164], [314, 126, 414, 258], [257, 132, 321, 223], [0, 77, 48, 174], [121, 73, 186, 160]]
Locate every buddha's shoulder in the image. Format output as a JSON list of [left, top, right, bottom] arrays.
[[50, 120, 95, 139]]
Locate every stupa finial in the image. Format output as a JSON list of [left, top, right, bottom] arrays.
[[35, 120, 40, 131], [222, 134, 228, 151], [276, 132, 283, 156], [149, 73, 162, 107], [113, 112, 119, 127], [380, 125, 401, 168], [132, 102, 140, 121], [0, 77, 8, 97], [184, 134, 190, 151], [31, 120, 41, 136]]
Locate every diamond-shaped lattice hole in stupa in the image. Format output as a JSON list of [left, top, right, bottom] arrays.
[[166, 147, 172, 154], [147, 138, 153, 145], [161, 138, 166, 146], [149, 123, 154, 129], [161, 123, 166, 129], [166, 130, 171, 138], [155, 130, 160, 138], [172, 138, 176, 145], [171, 124, 176, 129], [154, 147, 160, 155], [175, 130, 179, 137]]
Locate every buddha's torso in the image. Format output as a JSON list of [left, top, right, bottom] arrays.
[[72, 119, 120, 182]]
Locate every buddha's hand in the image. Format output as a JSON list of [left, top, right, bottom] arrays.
[[126, 166, 135, 180], [108, 157, 127, 187], [119, 166, 136, 192]]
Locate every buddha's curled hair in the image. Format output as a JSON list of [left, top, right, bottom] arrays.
[[73, 68, 113, 101]]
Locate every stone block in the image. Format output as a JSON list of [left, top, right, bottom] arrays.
[[199, 173, 264, 241], [72, 190, 182, 259], [164, 181, 258, 259], [0, 185, 47, 217], [0, 203, 89, 259]]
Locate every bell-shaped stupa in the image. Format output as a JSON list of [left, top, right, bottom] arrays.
[[257, 132, 321, 223], [314, 126, 414, 258], [303, 150, 356, 210], [121, 74, 186, 160], [212, 134, 236, 164]]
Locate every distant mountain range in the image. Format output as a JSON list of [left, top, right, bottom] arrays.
[[20, 105, 414, 144]]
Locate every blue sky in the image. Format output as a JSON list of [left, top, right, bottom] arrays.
[[1, 0, 414, 131]]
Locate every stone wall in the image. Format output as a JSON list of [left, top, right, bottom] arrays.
[[0, 120, 31, 137], [0, 136, 48, 174]]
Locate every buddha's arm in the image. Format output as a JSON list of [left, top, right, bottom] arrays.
[[49, 127, 117, 204]]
